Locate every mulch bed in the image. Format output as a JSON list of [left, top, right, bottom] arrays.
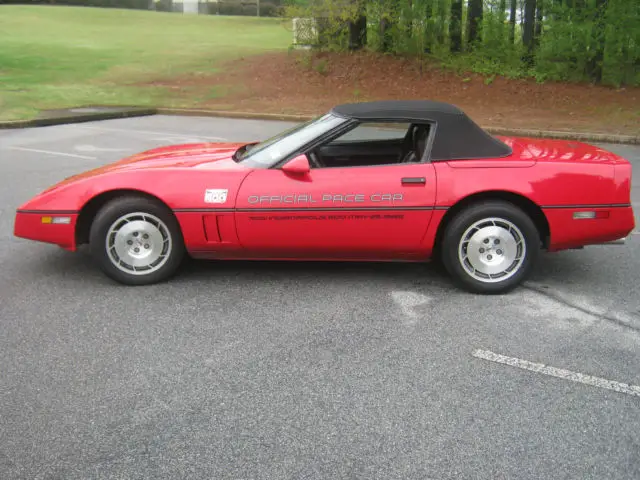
[[145, 50, 640, 136]]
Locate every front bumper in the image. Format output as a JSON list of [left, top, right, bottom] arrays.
[[14, 211, 79, 251]]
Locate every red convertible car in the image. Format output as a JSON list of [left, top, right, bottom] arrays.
[[14, 100, 635, 293]]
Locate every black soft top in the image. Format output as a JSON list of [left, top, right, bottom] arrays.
[[331, 100, 512, 161]]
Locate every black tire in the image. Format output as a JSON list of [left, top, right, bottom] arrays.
[[89, 195, 185, 285], [440, 200, 540, 294]]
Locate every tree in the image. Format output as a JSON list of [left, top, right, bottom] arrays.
[[378, 0, 398, 52], [450, 0, 463, 51], [282, 0, 639, 87], [509, 0, 517, 43], [402, 0, 414, 40], [435, 0, 448, 46], [535, 0, 543, 41], [523, 0, 537, 63], [348, 15, 367, 50], [588, 0, 608, 82], [467, 0, 484, 46], [422, 0, 434, 52]]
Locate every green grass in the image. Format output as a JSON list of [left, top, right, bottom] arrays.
[[0, 5, 291, 120]]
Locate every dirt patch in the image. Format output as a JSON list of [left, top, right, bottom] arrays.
[[144, 51, 640, 135]]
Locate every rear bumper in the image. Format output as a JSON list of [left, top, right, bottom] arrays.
[[545, 205, 635, 251], [14, 211, 78, 251]]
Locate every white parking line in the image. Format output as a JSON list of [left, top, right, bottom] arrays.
[[74, 144, 132, 153], [8, 146, 97, 160], [75, 125, 228, 141], [472, 349, 640, 398]]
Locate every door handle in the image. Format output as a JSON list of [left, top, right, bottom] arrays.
[[401, 177, 426, 185]]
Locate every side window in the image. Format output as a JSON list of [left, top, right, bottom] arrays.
[[330, 122, 410, 144], [309, 121, 428, 169]]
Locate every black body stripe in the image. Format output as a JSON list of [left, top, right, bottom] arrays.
[[17, 206, 450, 215], [540, 203, 631, 209], [174, 206, 449, 213], [17, 203, 630, 216], [17, 209, 79, 215], [238, 206, 440, 212], [173, 208, 235, 213], [174, 204, 628, 212]]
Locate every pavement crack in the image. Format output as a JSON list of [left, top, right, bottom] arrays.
[[523, 283, 640, 333]]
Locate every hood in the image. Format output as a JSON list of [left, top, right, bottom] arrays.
[[76, 141, 244, 175], [109, 142, 246, 170], [38, 142, 250, 195]]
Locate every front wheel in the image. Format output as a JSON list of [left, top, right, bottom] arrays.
[[89, 196, 185, 285], [440, 201, 541, 294]]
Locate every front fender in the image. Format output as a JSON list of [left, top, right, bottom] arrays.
[[17, 168, 251, 213]]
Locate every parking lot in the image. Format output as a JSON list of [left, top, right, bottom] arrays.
[[1, 115, 639, 479]]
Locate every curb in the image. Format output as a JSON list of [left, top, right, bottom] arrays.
[[1, 106, 638, 145], [155, 108, 314, 123], [0, 107, 157, 129], [483, 127, 640, 145]]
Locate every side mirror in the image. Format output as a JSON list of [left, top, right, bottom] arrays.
[[282, 154, 310, 174]]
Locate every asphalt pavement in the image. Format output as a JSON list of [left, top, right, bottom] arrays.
[[1, 115, 639, 479]]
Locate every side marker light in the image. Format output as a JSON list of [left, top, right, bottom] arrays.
[[41, 216, 71, 224], [573, 211, 609, 220]]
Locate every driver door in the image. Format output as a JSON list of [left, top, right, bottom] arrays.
[[234, 159, 437, 260]]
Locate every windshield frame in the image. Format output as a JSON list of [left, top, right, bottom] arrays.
[[236, 113, 349, 169]]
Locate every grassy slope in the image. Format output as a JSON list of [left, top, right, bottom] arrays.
[[0, 6, 290, 120]]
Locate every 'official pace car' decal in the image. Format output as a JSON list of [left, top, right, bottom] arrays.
[[247, 193, 404, 205], [204, 189, 228, 204]]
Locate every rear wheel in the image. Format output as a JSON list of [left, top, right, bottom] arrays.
[[440, 200, 540, 294], [89, 196, 185, 285]]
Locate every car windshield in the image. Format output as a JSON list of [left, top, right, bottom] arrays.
[[237, 113, 347, 168]]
